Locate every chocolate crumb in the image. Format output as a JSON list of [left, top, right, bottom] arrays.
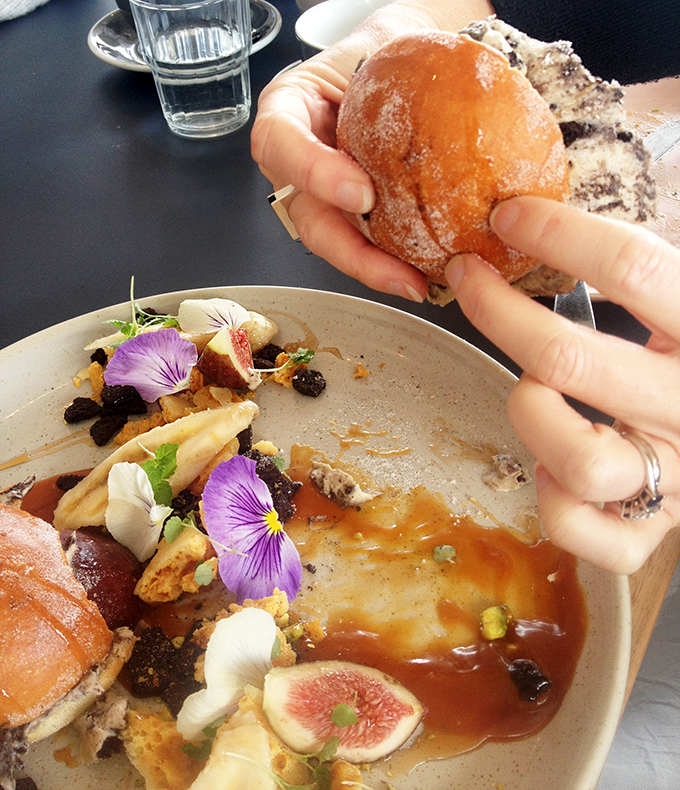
[[90, 414, 127, 446], [292, 368, 326, 397], [64, 397, 102, 424]]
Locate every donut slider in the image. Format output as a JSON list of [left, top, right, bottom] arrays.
[[0, 504, 133, 745]]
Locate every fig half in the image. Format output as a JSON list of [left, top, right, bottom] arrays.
[[262, 660, 425, 763]]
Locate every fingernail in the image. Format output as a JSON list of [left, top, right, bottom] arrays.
[[336, 180, 374, 214], [445, 255, 466, 292], [388, 281, 424, 303], [490, 199, 521, 236], [534, 463, 550, 492]]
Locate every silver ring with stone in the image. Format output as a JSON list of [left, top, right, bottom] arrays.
[[618, 431, 664, 520]]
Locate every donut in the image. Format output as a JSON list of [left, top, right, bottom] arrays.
[[336, 21, 657, 303], [336, 31, 571, 288]]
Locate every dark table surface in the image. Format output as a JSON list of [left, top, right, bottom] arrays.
[[1, 1, 677, 788], [0, 0, 650, 366]]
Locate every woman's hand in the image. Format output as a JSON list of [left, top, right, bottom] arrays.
[[446, 196, 680, 573], [250, 0, 493, 302]]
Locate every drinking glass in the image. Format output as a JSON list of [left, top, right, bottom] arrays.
[[130, 0, 252, 138]]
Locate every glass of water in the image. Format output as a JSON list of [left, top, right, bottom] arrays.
[[130, 0, 252, 138]]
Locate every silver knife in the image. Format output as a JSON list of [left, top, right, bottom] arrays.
[[554, 119, 680, 329]]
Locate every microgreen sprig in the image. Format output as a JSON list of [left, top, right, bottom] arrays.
[[257, 348, 315, 373], [105, 276, 179, 346]]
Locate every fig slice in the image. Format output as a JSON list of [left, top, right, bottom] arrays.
[[262, 660, 425, 763], [197, 326, 261, 390]]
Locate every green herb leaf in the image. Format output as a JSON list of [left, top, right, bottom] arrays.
[[432, 544, 457, 563], [202, 718, 225, 739], [314, 736, 339, 764], [331, 702, 358, 728], [271, 635, 282, 661], [287, 348, 315, 366], [313, 762, 332, 790], [141, 443, 178, 507], [194, 561, 214, 586], [180, 739, 213, 761], [256, 348, 316, 374], [163, 515, 185, 544], [272, 455, 286, 471]]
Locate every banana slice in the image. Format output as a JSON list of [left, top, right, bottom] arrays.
[[53, 401, 259, 530]]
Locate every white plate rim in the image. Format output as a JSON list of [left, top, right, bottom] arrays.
[[1, 285, 630, 790]]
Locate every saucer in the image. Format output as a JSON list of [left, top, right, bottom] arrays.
[[88, 0, 282, 73]]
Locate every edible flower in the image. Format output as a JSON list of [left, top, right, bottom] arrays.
[[106, 461, 173, 561], [202, 455, 303, 605], [177, 608, 277, 740], [178, 298, 250, 334], [87, 276, 179, 350], [104, 328, 198, 402]]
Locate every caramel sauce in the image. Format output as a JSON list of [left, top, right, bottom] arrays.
[[285, 445, 588, 765], [24, 449, 587, 770], [0, 429, 91, 472], [329, 420, 412, 460], [266, 310, 342, 359], [21, 470, 91, 525]]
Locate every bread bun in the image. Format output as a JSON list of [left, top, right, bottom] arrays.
[[336, 31, 571, 286], [0, 504, 113, 729]]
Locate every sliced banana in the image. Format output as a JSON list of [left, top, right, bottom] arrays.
[[53, 401, 259, 530]]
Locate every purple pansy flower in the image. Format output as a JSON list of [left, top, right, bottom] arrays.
[[104, 328, 198, 402], [202, 455, 302, 604]]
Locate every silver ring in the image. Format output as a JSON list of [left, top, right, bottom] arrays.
[[618, 432, 664, 519]]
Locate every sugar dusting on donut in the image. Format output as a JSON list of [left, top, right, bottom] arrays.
[[337, 29, 572, 286], [337, 19, 657, 302]]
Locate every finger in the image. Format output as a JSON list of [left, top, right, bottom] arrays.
[[490, 196, 680, 339], [289, 191, 428, 300], [446, 254, 680, 436], [251, 88, 374, 215], [534, 463, 675, 575], [508, 375, 680, 502]]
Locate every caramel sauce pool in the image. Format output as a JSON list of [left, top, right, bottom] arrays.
[[24, 446, 588, 768], [286, 446, 588, 763]]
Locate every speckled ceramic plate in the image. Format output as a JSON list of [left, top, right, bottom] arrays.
[[0, 286, 630, 790]]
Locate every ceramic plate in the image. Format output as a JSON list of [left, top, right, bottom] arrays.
[[87, 0, 282, 73], [0, 286, 630, 790]]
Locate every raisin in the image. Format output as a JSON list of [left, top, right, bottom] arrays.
[[244, 449, 302, 523], [508, 659, 552, 702], [15, 780, 39, 790], [252, 343, 286, 368], [292, 368, 326, 397], [100, 385, 147, 416], [90, 347, 108, 367], [237, 424, 253, 454], [56, 473, 87, 492], [64, 397, 102, 424], [90, 414, 127, 446]]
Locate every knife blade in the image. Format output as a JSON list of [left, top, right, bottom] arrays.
[[645, 118, 680, 162]]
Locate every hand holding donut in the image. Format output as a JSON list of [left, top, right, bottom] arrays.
[[250, 0, 494, 302], [446, 196, 680, 574]]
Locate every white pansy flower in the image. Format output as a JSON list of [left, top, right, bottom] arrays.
[[177, 608, 277, 740], [105, 462, 172, 561], [178, 298, 250, 334]]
